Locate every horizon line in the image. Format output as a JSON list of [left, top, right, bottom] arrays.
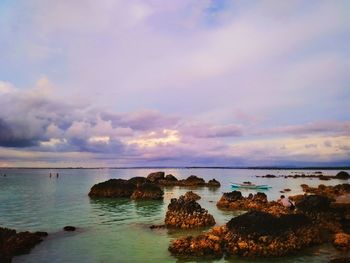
[[0, 166, 349, 170]]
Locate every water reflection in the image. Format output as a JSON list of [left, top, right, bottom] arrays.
[[133, 199, 164, 219], [89, 198, 137, 225]]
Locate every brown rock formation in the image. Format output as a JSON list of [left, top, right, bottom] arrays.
[[0, 227, 48, 263], [165, 195, 215, 228]]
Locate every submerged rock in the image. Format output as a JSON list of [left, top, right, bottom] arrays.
[[88, 179, 136, 198], [165, 195, 215, 228], [63, 226, 76, 231], [0, 227, 48, 263], [130, 182, 164, 200]]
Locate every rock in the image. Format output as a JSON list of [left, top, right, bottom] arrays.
[[208, 179, 221, 187], [165, 195, 215, 228], [300, 183, 350, 199], [63, 226, 76, 231], [336, 171, 350, 180], [219, 191, 242, 202], [216, 191, 279, 214], [226, 211, 311, 237], [128, 176, 149, 186], [130, 182, 164, 200], [284, 188, 291, 192], [165, 174, 178, 181], [88, 179, 136, 198], [0, 227, 48, 263], [296, 194, 332, 212], [169, 211, 323, 259], [184, 191, 201, 201], [146, 171, 165, 183], [169, 232, 223, 259], [333, 232, 350, 250], [263, 174, 277, 178], [179, 175, 206, 186]]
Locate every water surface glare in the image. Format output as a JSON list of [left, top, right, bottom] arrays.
[[0, 168, 349, 262]]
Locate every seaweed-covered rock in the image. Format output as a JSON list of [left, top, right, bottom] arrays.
[[226, 211, 310, 237], [184, 191, 201, 201], [88, 179, 136, 198], [165, 195, 215, 228], [146, 171, 165, 183], [0, 227, 48, 263], [130, 182, 164, 200], [208, 179, 221, 187], [333, 232, 350, 250], [296, 194, 332, 212], [335, 171, 350, 180]]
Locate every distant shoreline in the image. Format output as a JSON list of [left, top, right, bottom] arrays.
[[0, 166, 349, 170]]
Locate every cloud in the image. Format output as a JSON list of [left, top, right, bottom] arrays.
[[0, 1, 349, 166]]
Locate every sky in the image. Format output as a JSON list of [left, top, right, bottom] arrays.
[[0, 0, 349, 167]]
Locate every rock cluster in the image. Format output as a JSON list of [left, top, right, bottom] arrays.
[[165, 195, 215, 228], [169, 211, 324, 259], [147, 172, 221, 187], [301, 183, 350, 199], [217, 191, 268, 210], [217, 191, 288, 215], [256, 171, 350, 181], [0, 227, 48, 263], [170, 185, 350, 260], [88, 178, 163, 200], [89, 172, 221, 198]]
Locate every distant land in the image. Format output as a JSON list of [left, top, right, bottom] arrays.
[[0, 166, 349, 170]]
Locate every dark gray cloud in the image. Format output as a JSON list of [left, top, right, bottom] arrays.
[[0, 119, 39, 147]]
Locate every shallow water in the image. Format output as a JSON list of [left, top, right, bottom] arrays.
[[0, 168, 349, 263]]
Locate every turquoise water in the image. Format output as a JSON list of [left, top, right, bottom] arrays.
[[0, 168, 349, 263]]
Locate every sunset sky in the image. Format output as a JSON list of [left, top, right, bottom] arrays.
[[0, 0, 349, 167]]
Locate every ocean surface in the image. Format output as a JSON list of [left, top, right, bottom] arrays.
[[0, 168, 349, 263]]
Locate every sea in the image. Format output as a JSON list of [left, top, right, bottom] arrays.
[[0, 168, 349, 263]]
